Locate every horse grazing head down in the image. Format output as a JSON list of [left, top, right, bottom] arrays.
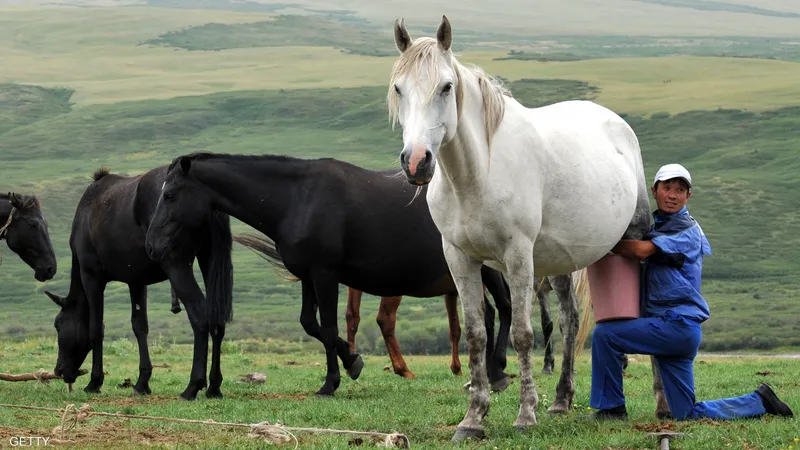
[[46, 290, 90, 385], [1, 193, 57, 281], [388, 16, 507, 185], [145, 154, 214, 262]]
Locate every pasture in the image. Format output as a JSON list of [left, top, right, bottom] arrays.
[[0, 339, 798, 449], [1, 0, 800, 447]]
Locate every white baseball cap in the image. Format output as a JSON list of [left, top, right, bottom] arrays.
[[653, 163, 692, 188]]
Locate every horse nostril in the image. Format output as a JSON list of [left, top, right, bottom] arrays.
[[399, 152, 408, 167], [146, 244, 153, 255], [424, 151, 432, 164]]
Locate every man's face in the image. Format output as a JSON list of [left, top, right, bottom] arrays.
[[651, 178, 691, 214]]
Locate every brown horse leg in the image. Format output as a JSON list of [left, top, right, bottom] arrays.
[[652, 356, 672, 419], [345, 287, 362, 353], [376, 296, 415, 379], [444, 291, 463, 376]]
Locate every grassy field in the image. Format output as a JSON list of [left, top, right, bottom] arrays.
[[0, 339, 797, 449]]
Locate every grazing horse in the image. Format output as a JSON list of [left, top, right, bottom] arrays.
[[387, 17, 655, 440], [0, 192, 57, 281], [45, 167, 233, 400], [145, 152, 517, 397]]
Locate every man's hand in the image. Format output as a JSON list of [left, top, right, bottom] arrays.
[[611, 239, 657, 260]]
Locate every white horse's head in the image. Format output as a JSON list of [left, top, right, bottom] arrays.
[[388, 16, 459, 185]]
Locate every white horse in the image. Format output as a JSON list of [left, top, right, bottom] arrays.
[[387, 16, 653, 442]]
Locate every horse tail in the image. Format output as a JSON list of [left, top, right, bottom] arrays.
[[203, 210, 234, 326], [232, 233, 299, 282], [573, 267, 593, 361]]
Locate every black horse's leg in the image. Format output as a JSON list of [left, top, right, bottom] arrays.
[[129, 284, 152, 395], [206, 324, 225, 399], [81, 270, 107, 393], [196, 251, 225, 399], [536, 278, 555, 375], [309, 268, 361, 397], [482, 268, 512, 393], [164, 263, 210, 400]]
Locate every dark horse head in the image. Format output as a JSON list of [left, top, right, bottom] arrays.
[[46, 288, 91, 385], [146, 155, 216, 262], [1, 192, 57, 281]]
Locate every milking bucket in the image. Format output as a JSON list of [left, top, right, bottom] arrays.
[[587, 254, 641, 323]]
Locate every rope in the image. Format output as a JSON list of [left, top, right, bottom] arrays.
[[0, 402, 410, 448], [0, 207, 15, 266]]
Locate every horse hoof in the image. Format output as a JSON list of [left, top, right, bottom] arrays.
[[490, 376, 512, 393], [83, 385, 102, 394], [399, 370, 417, 379], [515, 424, 533, 434], [657, 411, 673, 420], [451, 366, 463, 376], [347, 355, 364, 380], [547, 403, 570, 415], [451, 427, 485, 443], [315, 389, 335, 397], [541, 367, 553, 375], [206, 389, 223, 399], [171, 306, 182, 314], [133, 385, 151, 396], [179, 390, 199, 401]]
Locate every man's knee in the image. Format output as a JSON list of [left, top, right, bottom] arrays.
[[592, 323, 613, 345]]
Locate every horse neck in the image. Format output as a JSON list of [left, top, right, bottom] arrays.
[[437, 68, 494, 193], [193, 157, 306, 237]]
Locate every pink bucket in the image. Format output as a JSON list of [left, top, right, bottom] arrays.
[[587, 254, 641, 323]]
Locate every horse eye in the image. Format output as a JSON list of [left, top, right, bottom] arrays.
[[164, 192, 174, 201], [394, 85, 401, 95], [442, 83, 453, 94], [28, 221, 38, 229]]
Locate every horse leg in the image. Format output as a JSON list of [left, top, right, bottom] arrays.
[[310, 268, 362, 396], [299, 281, 358, 387], [82, 271, 107, 394], [547, 275, 579, 414], [376, 296, 414, 379], [164, 263, 210, 400], [345, 287, 362, 353], [482, 268, 512, 393], [446, 244, 489, 443], [652, 356, 672, 419], [536, 278, 555, 375], [128, 284, 152, 395], [482, 293, 497, 387], [206, 324, 225, 399], [508, 248, 538, 434], [444, 292, 462, 376]]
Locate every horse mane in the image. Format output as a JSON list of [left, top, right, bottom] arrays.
[[1, 192, 41, 211], [92, 167, 110, 181], [387, 36, 510, 148]]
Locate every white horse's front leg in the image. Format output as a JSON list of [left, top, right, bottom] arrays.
[[507, 245, 538, 432], [445, 242, 488, 443]]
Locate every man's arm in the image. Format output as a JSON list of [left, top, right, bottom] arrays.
[[612, 240, 657, 260], [612, 239, 686, 268]]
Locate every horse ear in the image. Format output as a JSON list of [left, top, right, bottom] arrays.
[[179, 156, 192, 174], [436, 15, 452, 52], [394, 18, 412, 53], [45, 290, 66, 308], [8, 193, 23, 208]]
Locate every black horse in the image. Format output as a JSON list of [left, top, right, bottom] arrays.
[[45, 167, 233, 400], [0, 192, 57, 281], [145, 152, 512, 397]]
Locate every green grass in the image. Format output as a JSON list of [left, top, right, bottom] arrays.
[[0, 339, 797, 449]]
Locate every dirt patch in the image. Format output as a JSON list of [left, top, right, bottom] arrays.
[[634, 422, 678, 433], [91, 395, 175, 407], [253, 392, 308, 401], [1, 421, 204, 446], [283, 361, 300, 366], [755, 370, 774, 376], [152, 363, 171, 368], [694, 418, 723, 427]]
